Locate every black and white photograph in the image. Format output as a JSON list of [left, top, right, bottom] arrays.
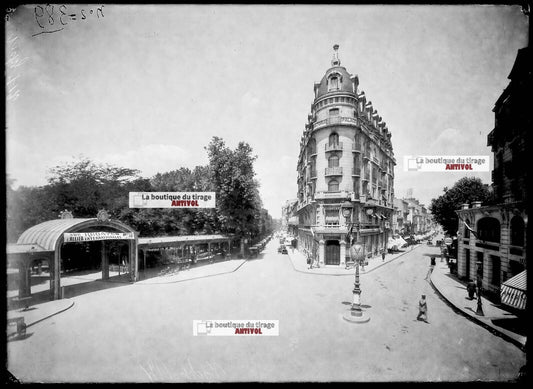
[[4, 3, 530, 383]]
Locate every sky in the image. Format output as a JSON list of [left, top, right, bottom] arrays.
[[5, 4, 529, 219]]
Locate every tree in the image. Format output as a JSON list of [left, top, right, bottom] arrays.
[[46, 157, 142, 218], [206, 137, 263, 256], [430, 177, 493, 235]]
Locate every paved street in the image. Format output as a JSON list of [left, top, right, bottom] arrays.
[[7, 240, 525, 382]]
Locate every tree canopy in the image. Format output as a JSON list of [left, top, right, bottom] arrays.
[[429, 177, 493, 235], [7, 140, 273, 244]]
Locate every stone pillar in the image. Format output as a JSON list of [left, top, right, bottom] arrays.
[[457, 244, 465, 278], [340, 240, 346, 267], [52, 250, 61, 300], [130, 233, 138, 282], [319, 239, 325, 267], [101, 241, 109, 280], [18, 261, 31, 298]]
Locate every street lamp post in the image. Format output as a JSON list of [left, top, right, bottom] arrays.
[[341, 201, 370, 323]]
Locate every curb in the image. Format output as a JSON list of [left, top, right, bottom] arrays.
[[135, 259, 248, 285], [26, 300, 75, 328], [287, 245, 420, 276], [429, 274, 526, 352]]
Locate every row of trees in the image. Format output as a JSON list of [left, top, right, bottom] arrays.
[[7, 137, 274, 254]]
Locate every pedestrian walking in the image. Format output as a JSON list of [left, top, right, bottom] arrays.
[[417, 294, 428, 322], [382, 252, 385, 262]]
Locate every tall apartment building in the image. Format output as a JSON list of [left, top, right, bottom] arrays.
[[455, 45, 529, 306], [296, 45, 395, 266]]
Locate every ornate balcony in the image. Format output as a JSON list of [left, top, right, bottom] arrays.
[[314, 116, 358, 130], [325, 167, 343, 176], [325, 142, 343, 152]]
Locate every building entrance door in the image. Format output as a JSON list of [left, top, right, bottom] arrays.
[[325, 240, 340, 265]]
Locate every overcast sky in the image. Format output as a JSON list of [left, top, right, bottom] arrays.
[[5, 4, 529, 219]]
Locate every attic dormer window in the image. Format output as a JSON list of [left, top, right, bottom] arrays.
[[329, 76, 339, 91], [327, 72, 342, 92]]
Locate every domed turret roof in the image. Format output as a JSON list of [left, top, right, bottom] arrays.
[[315, 45, 355, 99], [315, 66, 354, 98]]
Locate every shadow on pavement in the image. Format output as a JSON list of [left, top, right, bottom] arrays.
[[7, 275, 131, 310], [491, 318, 528, 336], [7, 332, 34, 342]]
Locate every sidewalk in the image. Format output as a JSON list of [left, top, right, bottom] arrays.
[[7, 298, 75, 338], [430, 261, 527, 351], [286, 244, 422, 276]]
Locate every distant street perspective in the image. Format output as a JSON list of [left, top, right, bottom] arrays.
[[5, 4, 529, 384]]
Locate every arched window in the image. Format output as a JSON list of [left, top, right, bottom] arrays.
[[464, 218, 471, 239], [510, 216, 525, 246], [307, 138, 316, 155], [328, 179, 339, 192], [329, 132, 339, 146], [477, 217, 501, 243], [328, 155, 339, 168], [329, 76, 339, 91], [327, 73, 342, 91]]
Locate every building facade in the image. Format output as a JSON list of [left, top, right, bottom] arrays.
[[281, 199, 298, 237], [455, 46, 529, 301], [296, 45, 395, 266]]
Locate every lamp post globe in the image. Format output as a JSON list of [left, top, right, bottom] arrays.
[[341, 202, 370, 324]]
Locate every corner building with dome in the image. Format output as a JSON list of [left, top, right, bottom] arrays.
[[296, 45, 396, 267]]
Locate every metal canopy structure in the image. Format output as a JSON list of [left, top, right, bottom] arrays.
[[8, 218, 138, 300], [500, 270, 527, 310], [138, 234, 233, 249]]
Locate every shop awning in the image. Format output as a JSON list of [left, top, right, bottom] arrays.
[[500, 270, 527, 310]]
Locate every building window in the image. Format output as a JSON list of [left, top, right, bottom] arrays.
[[477, 217, 501, 243], [353, 156, 361, 173], [329, 132, 339, 146], [353, 178, 360, 197], [328, 76, 339, 91], [325, 208, 339, 225], [354, 133, 361, 150], [328, 179, 339, 192], [308, 138, 316, 155], [328, 155, 339, 168], [329, 108, 339, 117], [491, 255, 501, 285], [510, 216, 525, 246]]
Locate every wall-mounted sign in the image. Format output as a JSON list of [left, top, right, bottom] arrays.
[[64, 232, 135, 243], [129, 192, 216, 208]]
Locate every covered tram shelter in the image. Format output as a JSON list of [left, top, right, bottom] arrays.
[[137, 235, 236, 272], [6, 212, 138, 301]]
